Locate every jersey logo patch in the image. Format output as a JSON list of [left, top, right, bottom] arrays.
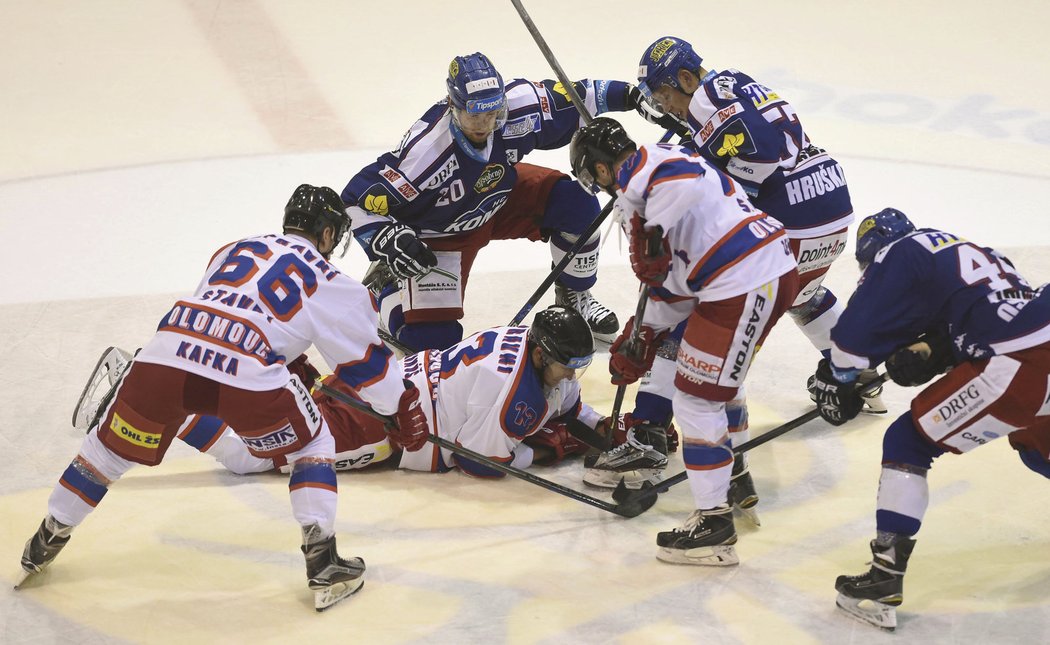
[[717, 132, 746, 157], [474, 164, 505, 193], [364, 193, 389, 215]]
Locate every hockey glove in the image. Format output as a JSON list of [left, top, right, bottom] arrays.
[[629, 213, 671, 287], [609, 317, 668, 386], [389, 380, 429, 452], [886, 328, 956, 387], [626, 84, 692, 139], [812, 359, 864, 426], [369, 222, 438, 280], [287, 354, 321, 390], [523, 420, 590, 465]]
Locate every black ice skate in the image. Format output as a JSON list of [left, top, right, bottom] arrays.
[[583, 424, 668, 490], [15, 515, 74, 589], [835, 537, 916, 631], [555, 284, 619, 343], [301, 524, 365, 611], [656, 505, 738, 566], [728, 454, 761, 527], [71, 346, 133, 432]]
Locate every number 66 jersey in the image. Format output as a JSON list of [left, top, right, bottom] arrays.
[[135, 233, 405, 416]]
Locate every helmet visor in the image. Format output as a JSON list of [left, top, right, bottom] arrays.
[[450, 96, 508, 138]]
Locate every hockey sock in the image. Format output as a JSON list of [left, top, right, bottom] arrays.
[[550, 232, 600, 292], [48, 457, 111, 527], [788, 286, 843, 353], [875, 464, 929, 537], [289, 458, 339, 536], [726, 396, 750, 447]]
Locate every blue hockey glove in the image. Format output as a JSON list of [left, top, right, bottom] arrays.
[[812, 359, 863, 426], [369, 222, 437, 280]]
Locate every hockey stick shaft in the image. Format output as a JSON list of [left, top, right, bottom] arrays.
[[508, 198, 614, 326], [606, 283, 652, 447], [621, 373, 890, 505], [314, 381, 636, 517], [508, 0, 593, 124]]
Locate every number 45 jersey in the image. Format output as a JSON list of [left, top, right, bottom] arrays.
[[831, 229, 1050, 370], [135, 233, 405, 415], [399, 325, 601, 473]]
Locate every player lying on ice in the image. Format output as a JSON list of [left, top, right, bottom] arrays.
[[73, 306, 678, 480], [811, 208, 1050, 631]]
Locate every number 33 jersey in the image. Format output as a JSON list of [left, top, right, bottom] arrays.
[[136, 233, 404, 415]]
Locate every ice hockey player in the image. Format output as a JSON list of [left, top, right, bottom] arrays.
[[74, 307, 622, 479], [17, 185, 428, 612], [569, 117, 798, 566], [342, 52, 678, 351], [625, 34, 884, 519], [811, 208, 1050, 630]]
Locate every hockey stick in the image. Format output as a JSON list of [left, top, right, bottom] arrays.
[[606, 283, 652, 448], [508, 199, 614, 326], [616, 373, 891, 508], [378, 328, 416, 356], [508, 0, 593, 124], [315, 382, 655, 517]]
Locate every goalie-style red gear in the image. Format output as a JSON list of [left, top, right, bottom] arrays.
[[390, 381, 429, 452], [609, 317, 668, 386], [629, 213, 671, 287], [523, 421, 589, 465]]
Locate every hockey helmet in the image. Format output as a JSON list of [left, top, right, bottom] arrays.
[[637, 36, 704, 99], [283, 184, 350, 258], [855, 208, 916, 269], [569, 117, 637, 193], [528, 305, 594, 371], [446, 53, 508, 138]]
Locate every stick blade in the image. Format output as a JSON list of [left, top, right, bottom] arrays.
[[612, 480, 658, 518]]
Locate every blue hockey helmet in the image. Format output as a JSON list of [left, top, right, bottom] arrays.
[[855, 208, 916, 269], [637, 36, 704, 99], [446, 53, 508, 139]]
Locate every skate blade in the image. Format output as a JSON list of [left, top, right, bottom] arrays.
[[835, 593, 897, 631], [734, 504, 762, 527], [313, 578, 364, 612], [14, 565, 39, 590], [583, 468, 663, 490], [71, 347, 117, 428], [656, 544, 739, 567]]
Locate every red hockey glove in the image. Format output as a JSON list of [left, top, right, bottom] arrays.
[[287, 354, 321, 389], [629, 212, 671, 287], [389, 380, 429, 452], [523, 420, 589, 465], [609, 317, 668, 386]]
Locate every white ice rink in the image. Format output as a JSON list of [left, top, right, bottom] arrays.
[[2, 1, 1050, 643]]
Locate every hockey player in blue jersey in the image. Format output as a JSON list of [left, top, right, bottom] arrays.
[[812, 208, 1050, 630], [593, 35, 884, 523], [343, 53, 657, 351]]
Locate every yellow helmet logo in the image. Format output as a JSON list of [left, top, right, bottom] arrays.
[[551, 82, 571, 99], [857, 217, 876, 239], [650, 38, 676, 62], [364, 194, 389, 216], [717, 133, 746, 157], [449, 59, 459, 78]]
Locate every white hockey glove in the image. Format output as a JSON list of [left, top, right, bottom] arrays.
[[369, 222, 437, 280]]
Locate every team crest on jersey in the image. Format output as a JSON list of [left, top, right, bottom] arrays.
[[474, 164, 505, 193], [361, 184, 401, 216], [707, 120, 756, 159], [718, 133, 746, 157]]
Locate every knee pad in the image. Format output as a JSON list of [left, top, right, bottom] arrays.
[[399, 320, 463, 352], [882, 413, 945, 470], [540, 178, 600, 236]]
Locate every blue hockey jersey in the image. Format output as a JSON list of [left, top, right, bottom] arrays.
[[342, 79, 631, 250], [831, 229, 1050, 371]]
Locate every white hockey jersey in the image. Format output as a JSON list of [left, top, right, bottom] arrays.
[[398, 325, 601, 474], [614, 143, 797, 330], [136, 233, 404, 415]]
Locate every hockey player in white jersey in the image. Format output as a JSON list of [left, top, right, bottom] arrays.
[[16, 185, 428, 612], [570, 118, 798, 565], [343, 52, 658, 350]]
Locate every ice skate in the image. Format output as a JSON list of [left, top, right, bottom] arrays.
[[583, 424, 667, 490], [656, 506, 739, 566], [301, 524, 365, 612], [362, 260, 397, 299], [555, 284, 619, 344], [72, 346, 133, 432], [15, 515, 74, 589], [728, 454, 761, 527], [834, 537, 916, 631], [807, 369, 887, 415]]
